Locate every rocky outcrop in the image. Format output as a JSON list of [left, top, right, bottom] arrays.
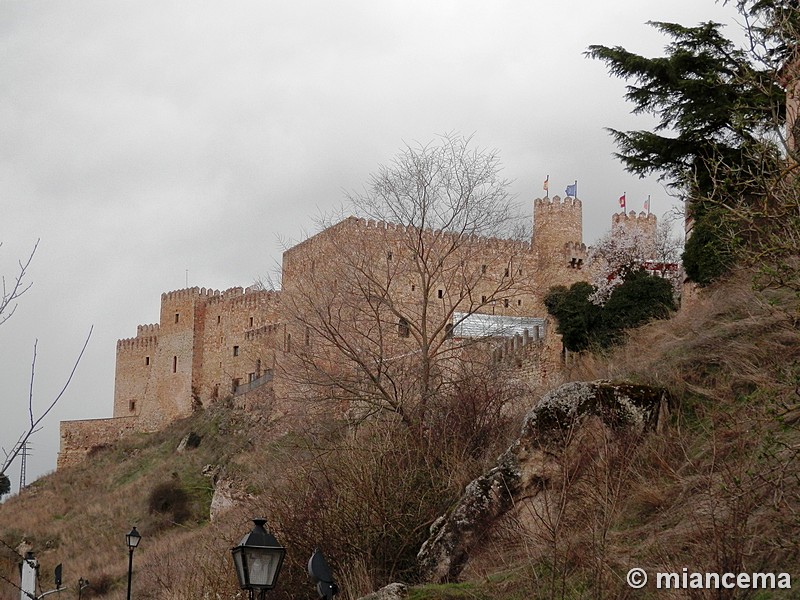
[[417, 380, 669, 583], [203, 464, 252, 522], [356, 583, 408, 600]]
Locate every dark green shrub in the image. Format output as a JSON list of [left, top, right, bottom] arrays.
[[147, 480, 191, 525]]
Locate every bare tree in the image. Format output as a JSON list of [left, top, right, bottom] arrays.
[[0, 240, 37, 327], [0, 241, 92, 497], [280, 133, 532, 434], [1, 330, 93, 486]]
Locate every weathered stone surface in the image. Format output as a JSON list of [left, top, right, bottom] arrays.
[[356, 582, 408, 600], [209, 476, 251, 522], [417, 380, 669, 583]]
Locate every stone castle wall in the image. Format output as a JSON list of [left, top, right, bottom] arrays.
[[59, 196, 594, 466], [57, 416, 138, 469]]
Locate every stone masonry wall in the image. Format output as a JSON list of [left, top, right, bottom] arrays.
[[113, 328, 158, 418], [57, 416, 138, 469], [197, 288, 281, 402], [60, 197, 594, 467]]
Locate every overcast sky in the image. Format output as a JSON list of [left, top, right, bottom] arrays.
[[0, 0, 742, 494]]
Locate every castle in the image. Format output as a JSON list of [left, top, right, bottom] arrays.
[[57, 198, 659, 468]]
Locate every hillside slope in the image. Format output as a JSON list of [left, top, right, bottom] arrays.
[[1, 274, 799, 599]]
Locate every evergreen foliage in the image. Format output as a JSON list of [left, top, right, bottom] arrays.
[[545, 272, 676, 352], [586, 13, 787, 285], [602, 270, 676, 334], [544, 282, 600, 352]]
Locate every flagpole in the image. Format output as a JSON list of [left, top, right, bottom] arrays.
[[574, 180, 578, 199]]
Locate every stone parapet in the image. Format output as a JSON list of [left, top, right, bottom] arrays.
[[57, 416, 139, 469]]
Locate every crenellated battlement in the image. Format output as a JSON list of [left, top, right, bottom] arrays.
[[136, 323, 159, 336], [160, 287, 225, 302], [229, 289, 280, 309], [534, 195, 582, 211], [344, 215, 532, 251], [564, 241, 588, 269], [611, 210, 658, 244], [205, 287, 280, 309], [245, 323, 282, 340], [612, 211, 657, 226], [117, 335, 158, 352], [564, 241, 588, 254], [205, 287, 243, 306]]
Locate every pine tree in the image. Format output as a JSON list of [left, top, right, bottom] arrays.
[[586, 13, 787, 284]]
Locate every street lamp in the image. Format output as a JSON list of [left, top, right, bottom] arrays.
[[231, 518, 286, 599], [308, 549, 339, 599], [125, 526, 141, 600]]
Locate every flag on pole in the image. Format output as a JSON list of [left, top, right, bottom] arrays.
[[644, 195, 650, 214], [565, 182, 577, 197], [619, 193, 626, 209], [543, 175, 549, 195]]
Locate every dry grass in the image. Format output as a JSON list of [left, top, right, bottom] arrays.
[[1, 273, 799, 599]]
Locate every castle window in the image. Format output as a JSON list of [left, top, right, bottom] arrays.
[[249, 317, 254, 327], [518, 268, 523, 276], [517, 299, 522, 306], [233, 346, 240, 357], [248, 372, 256, 383], [213, 384, 219, 399], [175, 313, 180, 324], [504, 268, 509, 277], [387, 251, 393, 260], [129, 400, 136, 412], [217, 315, 221, 324], [481, 264, 487, 274], [411, 284, 416, 292], [398, 317, 410, 338], [481, 295, 487, 303], [445, 323, 454, 339], [232, 378, 240, 393], [256, 359, 261, 376], [286, 333, 291, 352], [172, 356, 177, 373], [437, 289, 443, 299], [504, 299, 510, 308], [145, 356, 150, 366]]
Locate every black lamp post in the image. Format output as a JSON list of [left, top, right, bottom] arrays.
[[231, 518, 286, 600], [125, 526, 141, 600]]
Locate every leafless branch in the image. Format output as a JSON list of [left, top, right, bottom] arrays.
[[0, 326, 93, 477], [0, 240, 38, 327]]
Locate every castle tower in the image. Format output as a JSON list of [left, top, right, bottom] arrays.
[[611, 211, 658, 249], [113, 324, 159, 419], [532, 195, 586, 273], [149, 288, 208, 428]]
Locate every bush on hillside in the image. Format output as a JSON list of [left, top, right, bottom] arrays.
[[545, 270, 676, 352], [148, 479, 191, 525]]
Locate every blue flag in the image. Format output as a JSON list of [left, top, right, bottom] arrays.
[[565, 183, 577, 197]]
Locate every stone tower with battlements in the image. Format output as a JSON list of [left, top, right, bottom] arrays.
[[532, 195, 587, 287]]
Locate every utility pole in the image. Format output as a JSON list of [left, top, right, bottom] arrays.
[[19, 442, 29, 490]]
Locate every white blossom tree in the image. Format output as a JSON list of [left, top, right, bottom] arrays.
[[587, 220, 682, 305]]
